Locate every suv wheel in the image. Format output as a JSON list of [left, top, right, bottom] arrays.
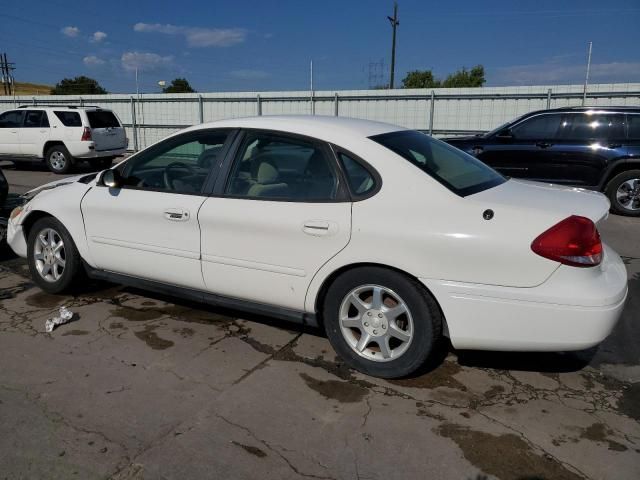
[[45, 145, 73, 174], [27, 217, 83, 294], [605, 169, 640, 216], [323, 266, 442, 378]]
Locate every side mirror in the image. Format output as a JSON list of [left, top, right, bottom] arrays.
[[495, 128, 513, 140], [100, 169, 122, 188]]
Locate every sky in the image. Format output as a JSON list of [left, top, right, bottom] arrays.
[[1, 0, 640, 93]]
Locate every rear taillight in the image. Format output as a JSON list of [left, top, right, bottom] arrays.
[[531, 215, 602, 267], [81, 127, 92, 141]]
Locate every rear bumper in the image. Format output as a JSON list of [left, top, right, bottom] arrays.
[[421, 244, 628, 351], [66, 141, 126, 159]]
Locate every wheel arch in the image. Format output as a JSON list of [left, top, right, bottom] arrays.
[[42, 141, 67, 160], [599, 157, 640, 190], [21, 210, 55, 242], [311, 261, 449, 336]]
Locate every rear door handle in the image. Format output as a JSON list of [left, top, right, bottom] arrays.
[[536, 141, 552, 148], [164, 208, 190, 221], [303, 220, 336, 236]]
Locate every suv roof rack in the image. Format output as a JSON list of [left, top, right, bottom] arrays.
[[17, 105, 102, 109]]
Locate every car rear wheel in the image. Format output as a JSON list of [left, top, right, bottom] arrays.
[[27, 217, 83, 294], [45, 145, 73, 174], [323, 266, 442, 378], [605, 169, 640, 216]]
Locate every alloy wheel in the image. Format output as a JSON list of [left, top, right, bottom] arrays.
[[616, 178, 640, 212], [50, 151, 67, 171], [33, 228, 66, 282], [339, 284, 414, 362]]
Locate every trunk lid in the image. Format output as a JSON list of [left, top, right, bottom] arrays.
[[86, 110, 126, 151], [472, 179, 610, 225]]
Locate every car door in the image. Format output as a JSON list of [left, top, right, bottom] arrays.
[[550, 112, 626, 186], [477, 113, 562, 181], [81, 128, 235, 289], [0, 110, 24, 155], [19, 110, 51, 156], [198, 130, 352, 311]]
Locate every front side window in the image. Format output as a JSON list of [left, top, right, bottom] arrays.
[[226, 132, 338, 201], [557, 113, 625, 141], [54, 111, 82, 127], [23, 110, 48, 128], [121, 130, 230, 194], [371, 130, 505, 196], [0, 110, 24, 128], [510, 114, 562, 140]]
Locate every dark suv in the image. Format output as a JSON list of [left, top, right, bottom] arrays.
[[444, 107, 640, 216]]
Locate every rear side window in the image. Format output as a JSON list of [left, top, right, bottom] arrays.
[[557, 113, 625, 141], [23, 110, 49, 128], [371, 130, 505, 197], [511, 114, 562, 140], [628, 115, 640, 140], [87, 111, 120, 128], [54, 111, 82, 127], [337, 152, 376, 196]]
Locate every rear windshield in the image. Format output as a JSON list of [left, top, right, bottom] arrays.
[[87, 110, 120, 128], [54, 111, 82, 127], [371, 130, 505, 196]]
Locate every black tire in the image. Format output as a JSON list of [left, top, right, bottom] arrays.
[[322, 266, 442, 378], [605, 169, 640, 217], [27, 216, 83, 294], [45, 145, 73, 174], [95, 157, 114, 169]]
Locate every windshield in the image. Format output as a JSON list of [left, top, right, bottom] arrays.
[[370, 130, 505, 196], [483, 112, 530, 137]]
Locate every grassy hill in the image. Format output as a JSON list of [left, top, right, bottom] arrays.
[[0, 82, 51, 96]]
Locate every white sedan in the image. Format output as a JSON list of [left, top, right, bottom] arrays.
[[7, 116, 628, 378]]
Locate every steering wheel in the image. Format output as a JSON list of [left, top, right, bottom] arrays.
[[163, 162, 195, 190]]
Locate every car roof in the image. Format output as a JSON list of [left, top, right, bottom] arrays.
[[191, 115, 406, 142], [526, 106, 640, 116]]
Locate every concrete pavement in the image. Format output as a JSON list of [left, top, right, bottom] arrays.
[[1, 161, 639, 479]]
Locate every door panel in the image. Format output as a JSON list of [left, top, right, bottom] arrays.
[[19, 110, 50, 156], [81, 187, 207, 289], [199, 198, 351, 310], [0, 110, 24, 155]]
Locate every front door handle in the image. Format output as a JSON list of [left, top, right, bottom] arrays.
[[164, 208, 190, 221], [303, 220, 336, 236], [536, 141, 552, 149]]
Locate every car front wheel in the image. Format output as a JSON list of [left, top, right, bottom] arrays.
[[606, 169, 640, 216], [323, 266, 442, 378], [27, 217, 83, 294], [45, 145, 73, 174]]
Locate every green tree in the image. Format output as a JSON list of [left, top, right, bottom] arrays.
[[401, 65, 486, 89], [162, 78, 196, 93], [441, 65, 485, 88], [401, 70, 440, 89], [50, 76, 108, 95]]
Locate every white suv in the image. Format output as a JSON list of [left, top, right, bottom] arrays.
[[0, 106, 127, 173]]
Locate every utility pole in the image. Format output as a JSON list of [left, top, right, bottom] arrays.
[[0, 53, 16, 96], [582, 41, 593, 106], [387, 2, 399, 89]]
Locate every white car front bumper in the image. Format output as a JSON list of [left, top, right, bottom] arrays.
[[7, 220, 27, 258], [422, 244, 628, 351]]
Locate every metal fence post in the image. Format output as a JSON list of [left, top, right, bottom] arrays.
[[334, 92, 339, 116], [79, 97, 84, 107], [546, 88, 552, 109], [198, 95, 204, 123], [130, 96, 138, 152], [429, 90, 435, 135], [32, 97, 36, 106], [256, 94, 262, 116]]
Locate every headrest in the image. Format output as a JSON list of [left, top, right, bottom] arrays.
[[256, 160, 280, 184]]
